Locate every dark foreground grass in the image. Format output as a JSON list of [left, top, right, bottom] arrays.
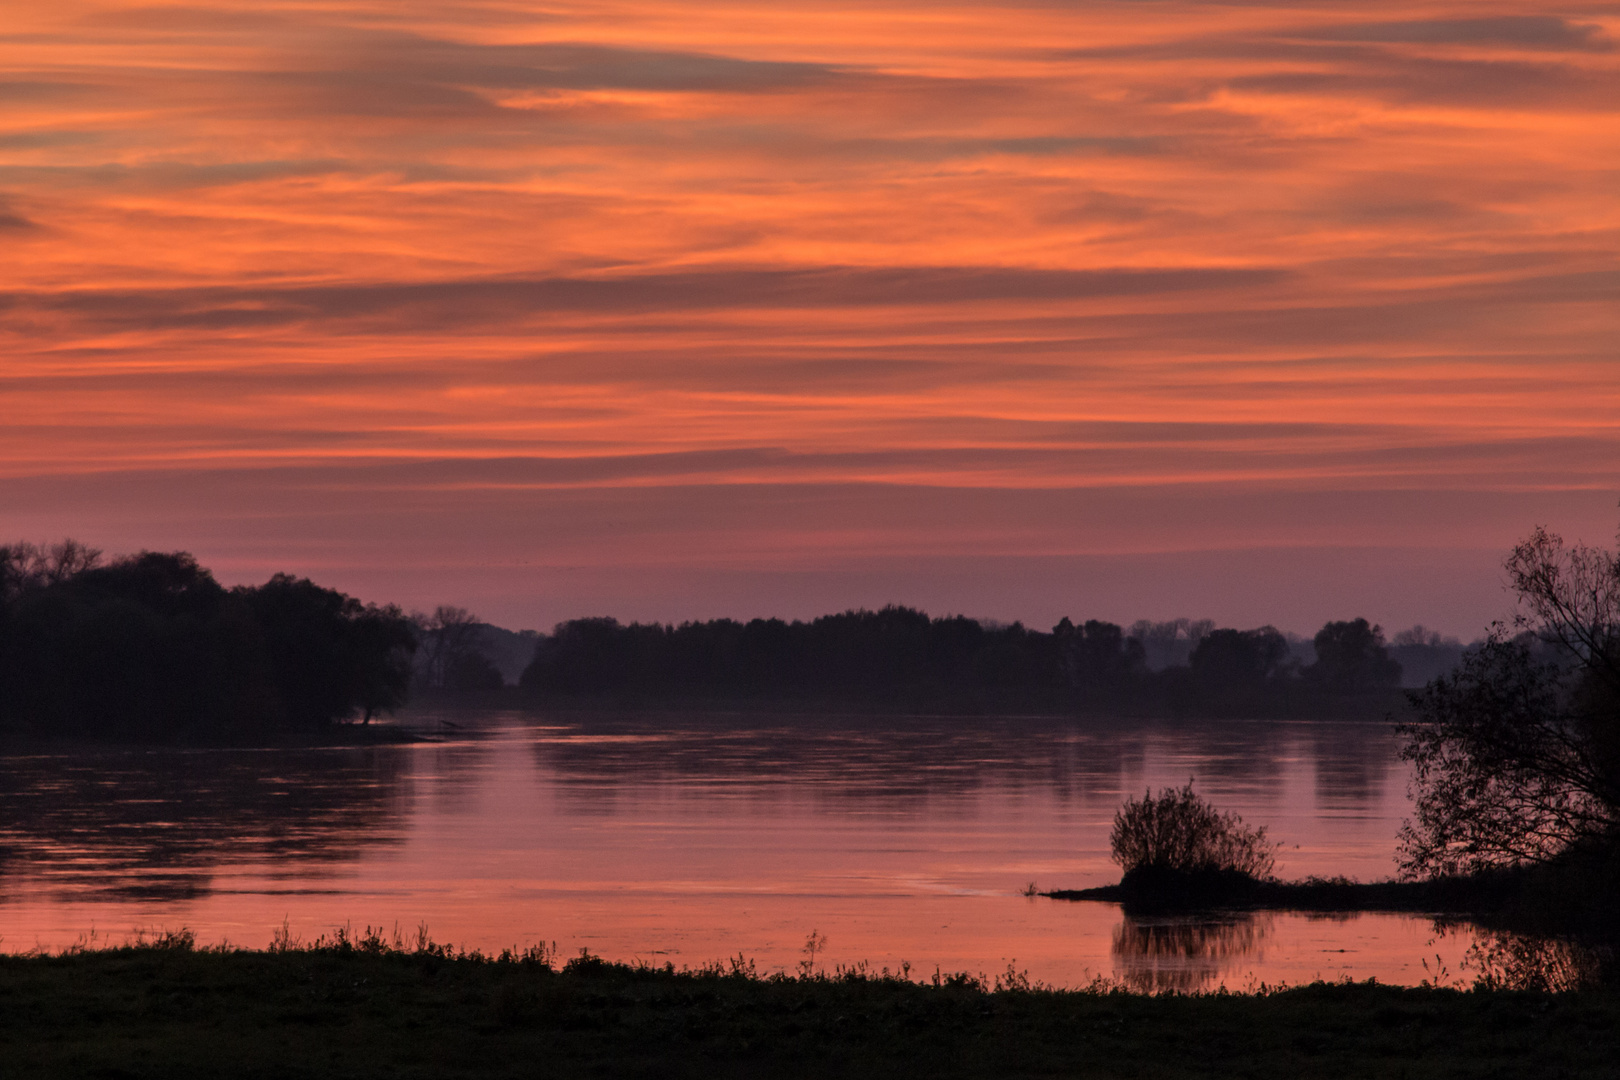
[[1, 936, 1617, 1079]]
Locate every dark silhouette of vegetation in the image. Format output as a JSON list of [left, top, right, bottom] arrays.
[[1052, 869, 1521, 917], [519, 606, 1405, 716], [1104, 783, 1277, 909], [1400, 524, 1619, 878], [0, 541, 416, 741], [1110, 783, 1277, 879], [1394, 520, 1620, 954], [1058, 517, 1619, 968], [1128, 617, 1216, 670], [1389, 625, 1467, 688], [4, 933, 1617, 1078], [1309, 618, 1403, 694], [1180, 626, 1292, 716], [414, 605, 506, 691], [520, 607, 1091, 709]]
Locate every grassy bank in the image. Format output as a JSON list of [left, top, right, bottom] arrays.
[[2, 936, 1616, 1078]]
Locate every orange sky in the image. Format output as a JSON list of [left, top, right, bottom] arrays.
[[2, 1, 1617, 635]]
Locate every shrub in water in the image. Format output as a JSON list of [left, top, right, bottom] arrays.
[[1110, 782, 1277, 879]]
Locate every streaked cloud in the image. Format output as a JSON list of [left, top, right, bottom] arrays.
[[1, 1, 1615, 633], [1303, 16, 1612, 51]]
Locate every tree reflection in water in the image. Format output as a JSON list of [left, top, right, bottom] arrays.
[[0, 746, 411, 901], [1111, 914, 1273, 993], [1460, 927, 1606, 992]]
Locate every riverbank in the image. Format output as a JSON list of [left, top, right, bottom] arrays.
[[3, 940, 1616, 1078], [0, 722, 429, 752], [1046, 874, 1508, 914], [1048, 856, 1620, 954]]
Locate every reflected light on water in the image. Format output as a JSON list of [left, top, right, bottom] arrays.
[[0, 711, 1495, 986], [1113, 915, 1272, 994]]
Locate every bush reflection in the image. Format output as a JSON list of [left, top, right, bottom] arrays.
[[1462, 927, 1607, 992], [1111, 914, 1273, 993]]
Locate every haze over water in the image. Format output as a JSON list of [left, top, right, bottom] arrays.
[[0, 710, 1482, 990]]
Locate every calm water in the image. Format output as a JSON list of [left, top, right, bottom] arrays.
[[0, 710, 1486, 989]]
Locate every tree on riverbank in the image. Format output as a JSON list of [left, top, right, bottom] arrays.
[[1399, 521, 1620, 877], [413, 605, 505, 691], [0, 542, 416, 739]]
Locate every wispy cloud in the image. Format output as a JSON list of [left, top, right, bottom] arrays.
[[1, 1, 1615, 627], [1302, 16, 1613, 51]]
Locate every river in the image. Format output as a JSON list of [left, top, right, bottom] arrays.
[[0, 709, 1488, 990]]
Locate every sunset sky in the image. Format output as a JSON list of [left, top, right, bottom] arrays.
[[3, 1, 1617, 637]]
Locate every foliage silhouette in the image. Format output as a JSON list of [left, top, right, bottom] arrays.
[[521, 607, 1402, 716], [9, 935, 1620, 1078], [0, 542, 415, 740], [414, 605, 499, 690], [1186, 626, 1292, 716], [1110, 782, 1278, 879], [1400, 522, 1620, 878], [1388, 625, 1466, 688], [1308, 618, 1402, 694]]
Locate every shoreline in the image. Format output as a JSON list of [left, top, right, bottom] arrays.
[[1046, 875, 1505, 916], [1, 942, 1614, 1078], [0, 723, 431, 753]]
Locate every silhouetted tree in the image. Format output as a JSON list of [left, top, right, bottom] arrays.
[[0, 551, 268, 739], [1129, 618, 1215, 671], [1186, 626, 1291, 715], [445, 650, 504, 692], [0, 544, 415, 739], [243, 574, 415, 728], [1400, 523, 1620, 876], [0, 540, 102, 598], [1307, 618, 1401, 693], [347, 603, 419, 721], [1055, 618, 1146, 704], [1389, 625, 1467, 688], [414, 605, 488, 690]]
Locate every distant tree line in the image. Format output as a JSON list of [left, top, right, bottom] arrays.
[[0, 538, 1428, 731], [518, 607, 1408, 716], [0, 542, 416, 741], [409, 606, 537, 692]]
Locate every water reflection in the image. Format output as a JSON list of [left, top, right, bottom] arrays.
[[1308, 721, 1398, 804], [0, 713, 1411, 901], [0, 710, 1488, 987], [532, 716, 1149, 803], [1461, 927, 1607, 992], [0, 746, 411, 900], [528, 714, 1401, 805], [1111, 914, 1273, 992]]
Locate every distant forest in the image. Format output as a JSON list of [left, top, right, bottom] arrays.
[[513, 609, 1445, 717], [2, 542, 1468, 741]]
